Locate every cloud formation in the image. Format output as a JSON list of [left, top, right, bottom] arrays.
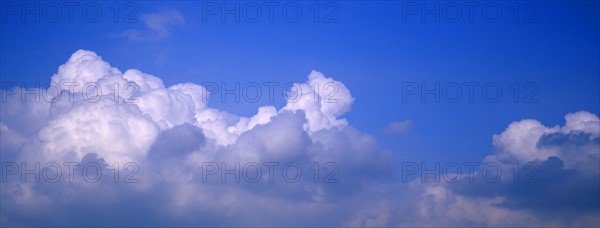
[[385, 119, 413, 134], [120, 9, 185, 41], [1, 50, 598, 226]]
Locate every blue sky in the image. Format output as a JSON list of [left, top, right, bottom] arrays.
[[1, 1, 599, 226], [2, 1, 598, 164]]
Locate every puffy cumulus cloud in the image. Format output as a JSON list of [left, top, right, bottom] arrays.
[[344, 116, 598, 226], [51, 50, 122, 86], [413, 186, 538, 226], [564, 111, 600, 134], [0, 50, 391, 226], [0, 88, 50, 136], [135, 87, 196, 129], [122, 69, 165, 93], [283, 70, 354, 133], [227, 106, 277, 137], [337, 111, 598, 227], [38, 96, 160, 164], [389, 111, 600, 226], [464, 111, 600, 222], [490, 110, 600, 172], [1, 50, 598, 226]]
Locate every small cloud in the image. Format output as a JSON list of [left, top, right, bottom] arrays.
[[141, 9, 185, 38], [119, 9, 185, 41], [385, 119, 413, 134]]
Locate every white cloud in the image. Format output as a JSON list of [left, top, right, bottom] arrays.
[[38, 96, 160, 164], [141, 9, 185, 38], [283, 70, 354, 133], [51, 50, 122, 85], [386, 119, 413, 134], [0, 50, 598, 227], [121, 9, 185, 41], [489, 110, 600, 172]]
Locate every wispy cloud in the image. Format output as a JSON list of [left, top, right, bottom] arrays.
[[385, 119, 413, 134], [120, 9, 185, 41]]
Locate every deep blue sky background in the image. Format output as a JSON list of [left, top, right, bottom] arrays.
[[1, 1, 598, 169]]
